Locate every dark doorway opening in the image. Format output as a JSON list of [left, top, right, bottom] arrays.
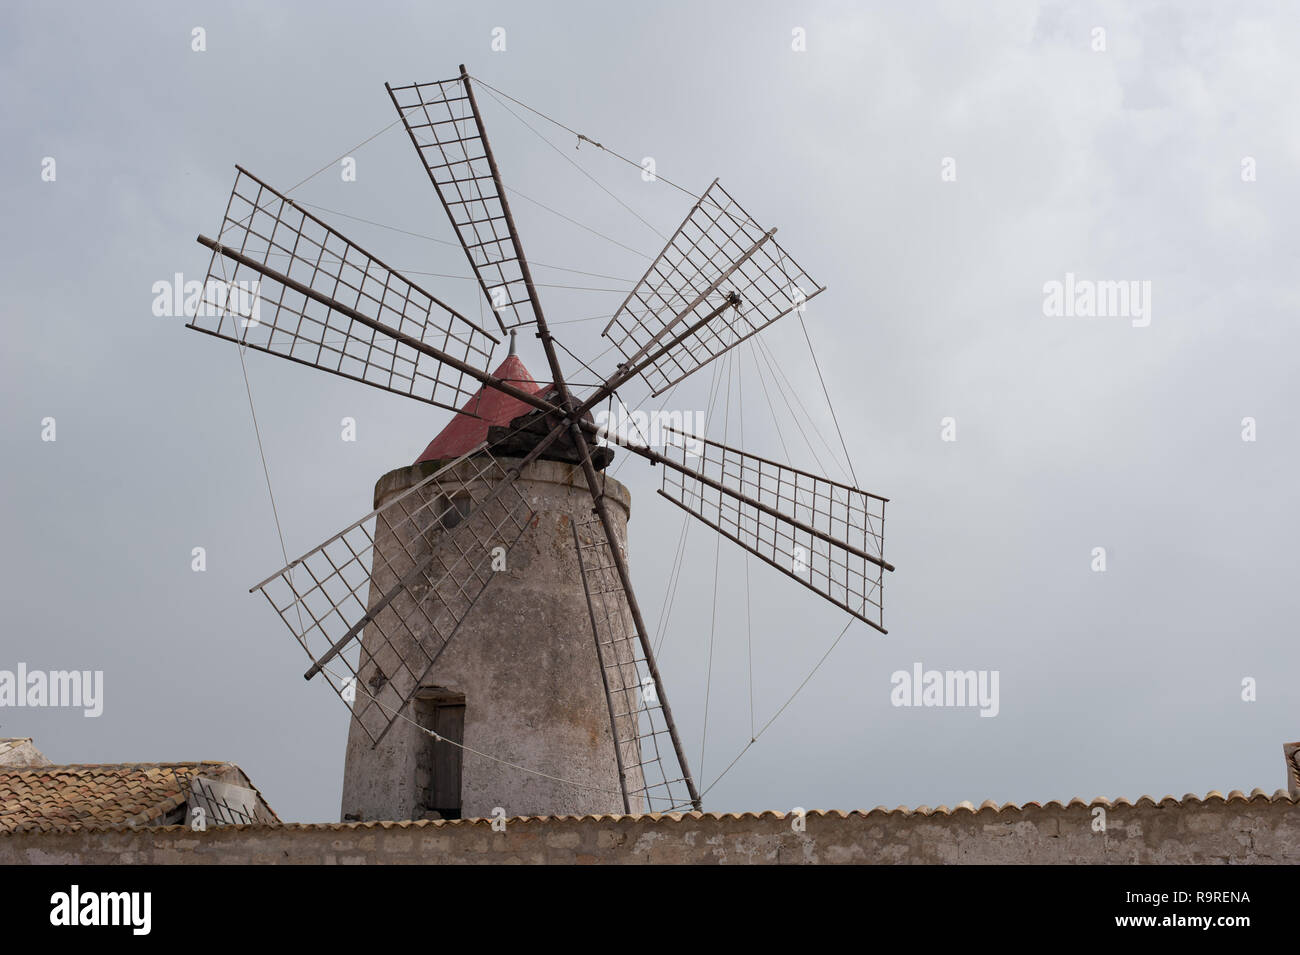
[[414, 686, 466, 820]]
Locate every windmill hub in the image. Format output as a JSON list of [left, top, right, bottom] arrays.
[[414, 353, 614, 472], [486, 398, 615, 470]]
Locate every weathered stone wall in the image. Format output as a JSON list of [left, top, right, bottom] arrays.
[[5, 793, 1298, 864], [341, 456, 645, 823]]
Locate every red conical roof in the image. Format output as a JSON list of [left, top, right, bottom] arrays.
[[415, 352, 550, 463]]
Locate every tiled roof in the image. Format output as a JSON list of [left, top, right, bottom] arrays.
[[2, 788, 1290, 834], [0, 762, 275, 833]]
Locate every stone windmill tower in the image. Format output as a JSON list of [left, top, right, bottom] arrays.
[[189, 67, 892, 823], [339, 337, 645, 821]]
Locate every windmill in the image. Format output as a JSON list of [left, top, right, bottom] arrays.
[[187, 65, 893, 818]]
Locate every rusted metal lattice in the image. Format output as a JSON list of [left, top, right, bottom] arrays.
[[251, 446, 534, 745], [190, 166, 498, 412], [655, 426, 891, 633], [388, 78, 543, 333], [601, 179, 825, 395], [571, 519, 696, 813]]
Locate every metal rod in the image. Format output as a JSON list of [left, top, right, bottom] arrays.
[[458, 65, 551, 330], [465, 78, 704, 809], [564, 234, 777, 420], [601, 430, 895, 573], [575, 416, 894, 574], [231, 164, 498, 341], [656, 490, 888, 634], [202, 234, 875, 593], [369, 510, 533, 749], [653, 424, 888, 501], [249, 448, 482, 593], [602, 179, 717, 337], [305, 550, 434, 681], [196, 235, 561, 419], [385, 81, 492, 313], [571, 521, 632, 814], [302, 416, 572, 680], [647, 286, 827, 397], [560, 296, 741, 426], [566, 421, 703, 811], [617, 294, 739, 385], [617, 228, 776, 370]]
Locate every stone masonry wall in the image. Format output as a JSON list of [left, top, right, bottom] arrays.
[[4, 793, 1298, 864]]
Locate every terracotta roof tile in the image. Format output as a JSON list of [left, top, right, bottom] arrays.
[[0, 761, 275, 832]]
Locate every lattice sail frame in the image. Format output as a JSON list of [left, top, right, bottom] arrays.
[[190, 166, 498, 413], [388, 77, 541, 333], [571, 519, 697, 812], [252, 446, 534, 746], [654, 426, 889, 633], [602, 179, 826, 395]]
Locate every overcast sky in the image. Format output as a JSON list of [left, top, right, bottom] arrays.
[[2, 0, 1297, 822]]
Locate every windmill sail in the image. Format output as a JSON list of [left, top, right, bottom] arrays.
[[251, 446, 534, 746], [190, 166, 498, 413], [643, 426, 891, 633], [570, 519, 698, 812], [388, 73, 545, 333], [601, 180, 825, 395]]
